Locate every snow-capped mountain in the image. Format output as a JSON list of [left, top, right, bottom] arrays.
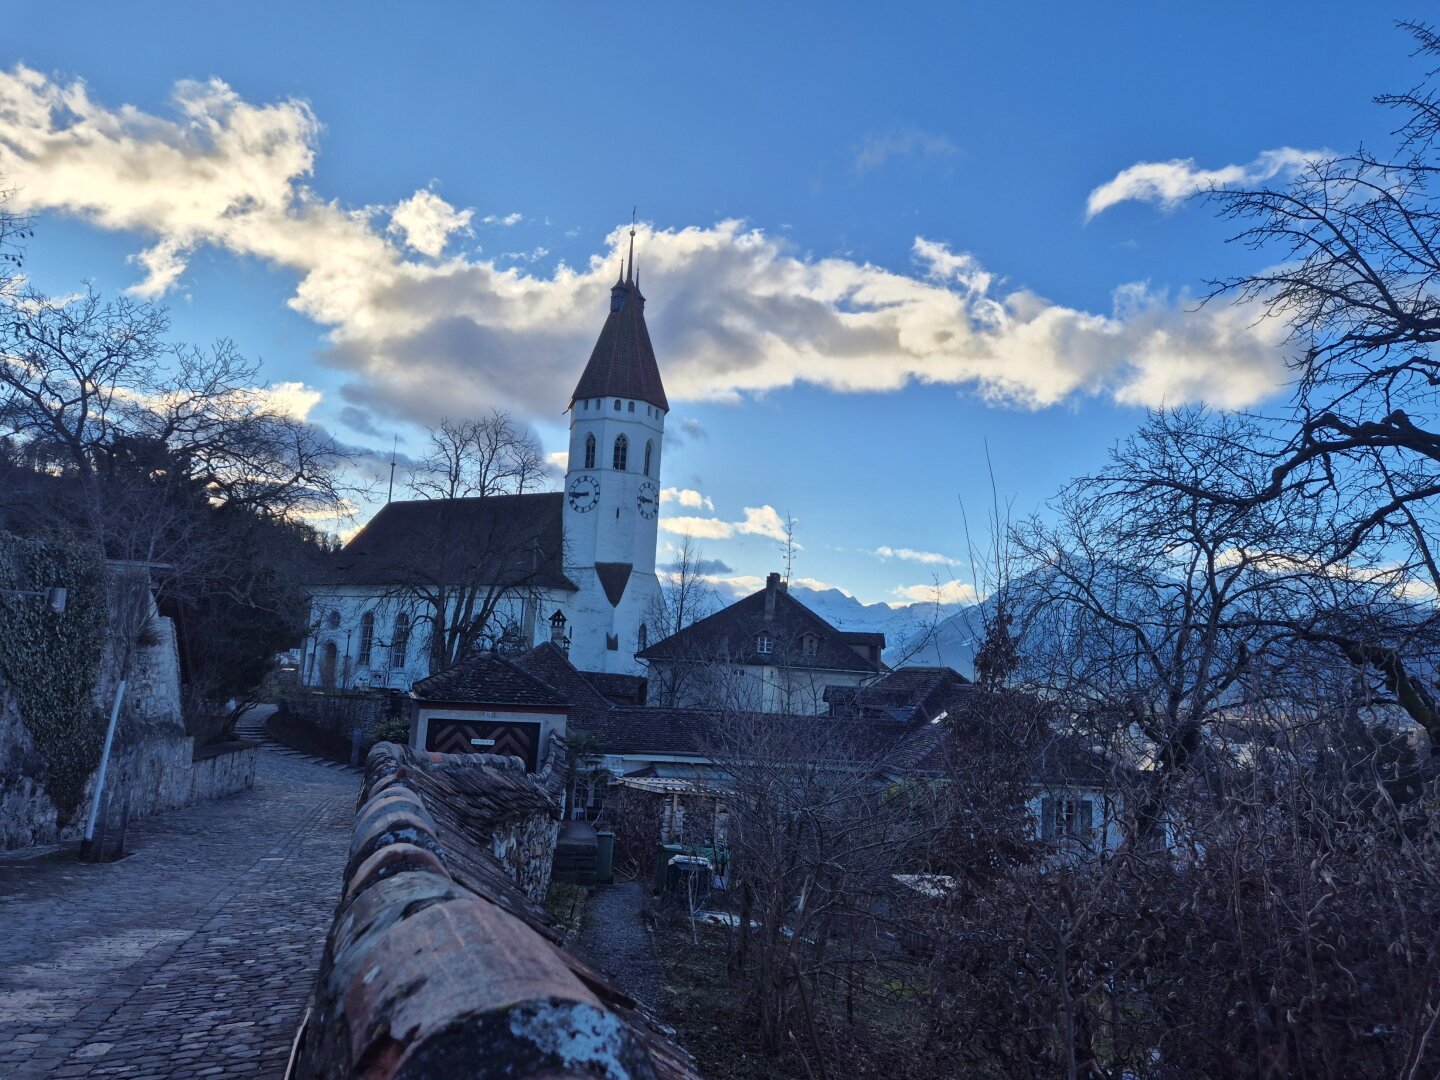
[[789, 586, 988, 677]]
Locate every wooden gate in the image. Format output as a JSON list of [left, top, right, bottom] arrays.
[[425, 718, 542, 771]]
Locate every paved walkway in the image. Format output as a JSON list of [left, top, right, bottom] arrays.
[[0, 728, 358, 1079], [574, 882, 667, 1017]]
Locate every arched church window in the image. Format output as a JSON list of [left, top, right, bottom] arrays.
[[638, 623, 648, 650], [613, 399, 621, 411], [321, 641, 338, 689], [628, 401, 635, 412], [613, 434, 628, 471], [359, 612, 375, 665], [643, 440, 653, 477], [584, 433, 596, 469], [391, 614, 409, 669], [326, 609, 340, 629]]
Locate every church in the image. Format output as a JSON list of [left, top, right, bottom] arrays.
[[301, 255, 666, 690]]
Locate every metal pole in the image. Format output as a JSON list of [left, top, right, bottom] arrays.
[[82, 679, 127, 855]]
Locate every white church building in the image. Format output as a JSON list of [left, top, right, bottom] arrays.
[[300, 260, 666, 689]]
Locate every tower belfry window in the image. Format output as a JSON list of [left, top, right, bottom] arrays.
[[643, 440, 653, 477], [614, 399, 621, 411], [613, 434, 628, 471], [584, 433, 596, 470]]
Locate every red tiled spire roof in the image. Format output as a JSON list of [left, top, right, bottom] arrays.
[[568, 261, 669, 412]]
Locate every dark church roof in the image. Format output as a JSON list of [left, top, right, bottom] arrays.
[[316, 493, 574, 591], [637, 574, 884, 674], [568, 277, 669, 411], [411, 649, 568, 707]]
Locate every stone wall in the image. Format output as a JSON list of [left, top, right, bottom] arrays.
[[0, 603, 257, 851], [295, 741, 698, 1079], [189, 745, 259, 804], [487, 791, 561, 904]]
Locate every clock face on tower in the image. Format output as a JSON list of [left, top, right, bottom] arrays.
[[567, 474, 600, 513], [637, 481, 659, 520]]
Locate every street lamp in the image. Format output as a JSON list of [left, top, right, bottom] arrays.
[[1, 586, 66, 613]]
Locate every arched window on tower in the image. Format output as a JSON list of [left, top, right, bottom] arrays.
[[613, 434, 628, 471], [391, 614, 410, 669], [643, 440, 653, 477], [638, 623, 648, 650], [583, 433, 596, 470], [359, 611, 375, 666]]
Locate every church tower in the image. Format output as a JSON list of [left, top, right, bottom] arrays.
[[560, 243, 666, 673]]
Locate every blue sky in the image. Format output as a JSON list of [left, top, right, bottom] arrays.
[[2, 2, 1426, 605]]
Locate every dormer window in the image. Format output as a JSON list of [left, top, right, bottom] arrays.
[[756, 632, 774, 656]]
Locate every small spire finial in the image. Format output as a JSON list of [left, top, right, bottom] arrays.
[[626, 206, 637, 284]]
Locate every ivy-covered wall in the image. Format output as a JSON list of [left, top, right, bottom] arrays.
[[0, 537, 253, 850], [0, 534, 109, 820]]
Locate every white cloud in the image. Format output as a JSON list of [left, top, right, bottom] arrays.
[[661, 487, 714, 510], [890, 580, 978, 606], [872, 545, 957, 566], [482, 212, 523, 226], [1086, 147, 1325, 219], [255, 380, 323, 421], [735, 505, 791, 543], [659, 516, 734, 540], [388, 189, 473, 257], [546, 449, 568, 471], [854, 129, 960, 175], [0, 68, 1291, 426], [658, 503, 791, 544]]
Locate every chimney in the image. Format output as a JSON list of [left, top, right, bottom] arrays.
[[548, 610, 569, 655], [764, 572, 785, 617]]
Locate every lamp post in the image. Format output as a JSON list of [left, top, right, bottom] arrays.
[[0, 586, 66, 613]]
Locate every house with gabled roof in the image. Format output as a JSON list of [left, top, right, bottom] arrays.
[[637, 571, 886, 714]]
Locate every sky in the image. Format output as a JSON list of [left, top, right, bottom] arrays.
[[1, 2, 1429, 607]]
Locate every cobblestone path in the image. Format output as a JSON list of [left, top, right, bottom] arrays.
[[0, 738, 358, 1079]]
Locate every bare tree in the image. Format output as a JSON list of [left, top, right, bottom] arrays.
[[1, 282, 347, 736], [383, 414, 558, 673], [406, 411, 546, 500], [707, 704, 916, 1072], [1122, 24, 1440, 744], [1009, 409, 1326, 841]]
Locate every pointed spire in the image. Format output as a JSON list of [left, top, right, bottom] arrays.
[[626, 206, 636, 284]]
